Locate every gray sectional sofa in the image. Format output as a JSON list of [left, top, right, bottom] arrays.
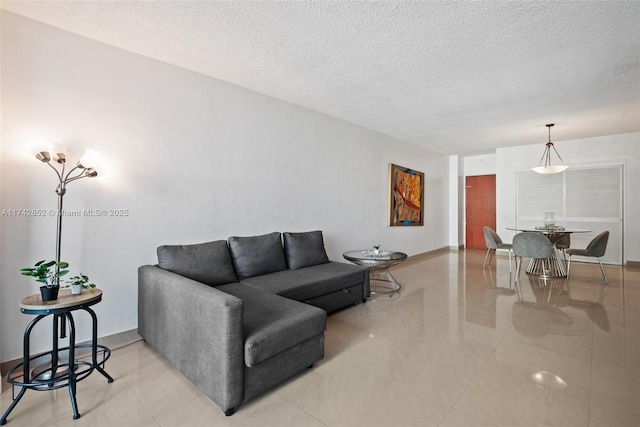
[[138, 231, 369, 415]]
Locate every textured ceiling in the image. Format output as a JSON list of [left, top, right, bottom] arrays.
[[2, 1, 639, 155]]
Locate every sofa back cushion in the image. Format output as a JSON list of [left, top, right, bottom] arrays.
[[283, 230, 330, 269], [228, 232, 287, 279], [157, 240, 238, 286]]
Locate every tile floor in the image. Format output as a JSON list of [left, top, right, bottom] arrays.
[[1, 249, 639, 426]]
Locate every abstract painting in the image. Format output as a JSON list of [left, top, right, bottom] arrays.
[[389, 163, 424, 226]]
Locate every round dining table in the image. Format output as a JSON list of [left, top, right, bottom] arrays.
[[506, 227, 590, 277]]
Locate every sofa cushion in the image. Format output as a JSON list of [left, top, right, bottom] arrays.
[[228, 232, 287, 280], [157, 240, 237, 286], [283, 231, 330, 269], [240, 261, 367, 302], [217, 284, 326, 367]]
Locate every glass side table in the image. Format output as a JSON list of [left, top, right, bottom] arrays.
[[1, 289, 113, 424], [343, 250, 407, 294]]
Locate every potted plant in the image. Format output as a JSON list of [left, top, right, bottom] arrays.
[[20, 260, 69, 301], [373, 244, 381, 255], [65, 273, 96, 295]]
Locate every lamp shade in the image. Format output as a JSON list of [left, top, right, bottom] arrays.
[[78, 149, 103, 170], [35, 151, 51, 162], [532, 164, 568, 174], [51, 143, 67, 163]]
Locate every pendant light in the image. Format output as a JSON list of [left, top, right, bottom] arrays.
[[532, 123, 568, 174]]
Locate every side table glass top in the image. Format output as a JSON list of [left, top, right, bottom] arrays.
[[343, 250, 408, 262]]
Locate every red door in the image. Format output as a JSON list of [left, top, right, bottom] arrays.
[[465, 175, 496, 249]]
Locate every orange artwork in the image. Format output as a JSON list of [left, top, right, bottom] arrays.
[[389, 164, 424, 226]]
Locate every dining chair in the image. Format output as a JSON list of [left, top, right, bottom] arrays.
[[566, 231, 610, 284], [482, 226, 513, 272], [551, 234, 570, 263], [512, 232, 554, 283]]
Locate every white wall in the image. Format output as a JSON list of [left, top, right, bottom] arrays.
[[463, 153, 496, 177], [0, 12, 450, 362], [448, 155, 459, 247], [496, 133, 640, 263], [447, 154, 468, 248], [0, 18, 3, 363]]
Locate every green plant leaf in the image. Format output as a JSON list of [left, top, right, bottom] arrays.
[[20, 260, 75, 286]]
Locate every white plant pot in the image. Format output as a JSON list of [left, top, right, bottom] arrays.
[[70, 284, 83, 295]]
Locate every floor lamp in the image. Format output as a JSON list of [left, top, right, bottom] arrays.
[[35, 148, 100, 271], [34, 148, 100, 354]]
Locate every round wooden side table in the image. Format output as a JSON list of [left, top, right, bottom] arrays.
[[0, 288, 113, 424]]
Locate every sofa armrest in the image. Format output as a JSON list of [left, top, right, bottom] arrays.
[[362, 266, 371, 301], [138, 265, 244, 412]]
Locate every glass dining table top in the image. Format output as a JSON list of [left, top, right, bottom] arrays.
[[506, 227, 591, 234]]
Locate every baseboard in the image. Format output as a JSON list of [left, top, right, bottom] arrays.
[[89, 328, 142, 350], [626, 260, 640, 268], [1, 328, 142, 392], [394, 247, 451, 269]]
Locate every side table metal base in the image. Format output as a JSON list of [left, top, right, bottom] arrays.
[[370, 267, 402, 295], [1, 345, 113, 425], [31, 360, 73, 381], [1, 290, 112, 425], [342, 251, 407, 297]]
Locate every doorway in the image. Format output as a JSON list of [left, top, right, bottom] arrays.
[[465, 175, 496, 249]]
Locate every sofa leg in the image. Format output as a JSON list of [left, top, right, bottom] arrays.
[[224, 407, 236, 417], [362, 298, 367, 303]]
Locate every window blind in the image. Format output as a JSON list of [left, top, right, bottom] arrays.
[[516, 165, 622, 264]]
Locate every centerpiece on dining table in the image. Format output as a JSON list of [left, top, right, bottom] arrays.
[[535, 212, 565, 231]]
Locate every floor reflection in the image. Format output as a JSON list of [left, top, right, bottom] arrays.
[[566, 280, 610, 332], [463, 266, 516, 328], [511, 272, 610, 337], [483, 266, 517, 296]]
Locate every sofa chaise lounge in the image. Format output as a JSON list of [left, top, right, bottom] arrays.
[[138, 231, 369, 415]]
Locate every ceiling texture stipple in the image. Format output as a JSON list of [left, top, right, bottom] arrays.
[[2, 1, 639, 155]]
